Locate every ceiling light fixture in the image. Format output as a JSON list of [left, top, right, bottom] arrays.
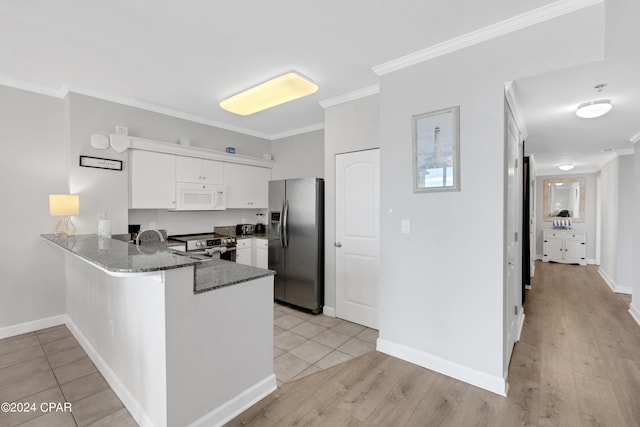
[[219, 72, 318, 116], [576, 100, 612, 118], [558, 164, 574, 171]]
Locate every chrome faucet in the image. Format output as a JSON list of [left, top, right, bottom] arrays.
[[135, 229, 165, 246]]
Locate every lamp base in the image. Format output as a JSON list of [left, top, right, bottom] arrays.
[[54, 216, 77, 237]]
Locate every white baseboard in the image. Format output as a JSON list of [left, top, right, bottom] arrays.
[[0, 314, 66, 340], [586, 258, 597, 265], [516, 313, 525, 342], [376, 338, 506, 396], [323, 306, 336, 317], [68, 317, 276, 427], [629, 304, 640, 327], [66, 319, 156, 427], [597, 268, 631, 294], [616, 286, 633, 295], [189, 374, 277, 427], [598, 268, 616, 293]]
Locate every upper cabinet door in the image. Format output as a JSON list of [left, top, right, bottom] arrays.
[[250, 166, 271, 208], [176, 156, 223, 184], [224, 163, 270, 208], [130, 150, 176, 209], [200, 159, 224, 184]]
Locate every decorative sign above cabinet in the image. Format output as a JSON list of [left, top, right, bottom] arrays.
[[79, 155, 123, 171]]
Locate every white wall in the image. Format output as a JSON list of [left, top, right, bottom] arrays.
[[129, 208, 265, 236], [535, 173, 598, 262], [375, 3, 605, 394], [599, 158, 619, 288], [67, 93, 271, 235], [271, 130, 324, 180], [323, 95, 380, 312], [631, 144, 640, 324], [0, 85, 67, 330], [615, 155, 634, 293]]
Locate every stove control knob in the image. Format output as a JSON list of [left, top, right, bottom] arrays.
[[195, 241, 203, 248]]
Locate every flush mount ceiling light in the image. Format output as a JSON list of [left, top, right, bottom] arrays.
[[219, 72, 318, 116], [558, 164, 574, 171], [576, 100, 612, 118]]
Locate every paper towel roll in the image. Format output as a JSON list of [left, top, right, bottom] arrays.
[[98, 220, 112, 238]]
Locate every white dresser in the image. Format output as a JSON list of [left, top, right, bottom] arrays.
[[542, 229, 587, 266]]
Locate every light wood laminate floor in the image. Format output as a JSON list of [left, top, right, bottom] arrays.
[[229, 262, 640, 426]]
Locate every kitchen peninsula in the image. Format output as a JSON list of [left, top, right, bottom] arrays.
[[41, 234, 276, 427]]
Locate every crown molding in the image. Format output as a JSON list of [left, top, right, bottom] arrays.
[[269, 123, 324, 141], [0, 76, 280, 140], [130, 137, 274, 168], [504, 81, 529, 139], [319, 84, 379, 109], [372, 0, 603, 76], [0, 74, 67, 98], [63, 84, 273, 140]]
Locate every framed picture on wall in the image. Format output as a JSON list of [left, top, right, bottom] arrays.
[[412, 106, 460, 192]]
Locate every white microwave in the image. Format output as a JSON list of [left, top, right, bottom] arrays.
[[174, 183, 225, 211]]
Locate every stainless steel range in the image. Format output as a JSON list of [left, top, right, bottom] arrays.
[[168, 233, 237, 262]]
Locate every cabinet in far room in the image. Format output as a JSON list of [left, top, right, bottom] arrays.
[[224, 163, 270, 208], [130, 150, 176, 209], [542, 230, 586, 266], [176, 156, 224, 184]]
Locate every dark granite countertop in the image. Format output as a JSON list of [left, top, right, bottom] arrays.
[[41, 234, 274, 293]]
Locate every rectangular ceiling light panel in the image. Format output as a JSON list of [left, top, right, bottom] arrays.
[[220, 72, 318, 116]]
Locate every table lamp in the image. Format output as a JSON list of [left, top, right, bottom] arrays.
[[49, 194, 79, 236]]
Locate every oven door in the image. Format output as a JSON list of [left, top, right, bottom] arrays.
[[220, 247, 236, 262]]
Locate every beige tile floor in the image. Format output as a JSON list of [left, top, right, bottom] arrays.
[[273, 303, 378, 385], [0, 325, 137, 427], [0, 308, 376, 425]]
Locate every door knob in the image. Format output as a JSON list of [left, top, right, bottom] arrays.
[[334, 242, 342, 248]]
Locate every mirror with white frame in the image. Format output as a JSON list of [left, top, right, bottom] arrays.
[[543, 178, 585, 222]]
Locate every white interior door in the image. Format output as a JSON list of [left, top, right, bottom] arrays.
[[505, 103, 523, 366], [335, 149, 380, 329]]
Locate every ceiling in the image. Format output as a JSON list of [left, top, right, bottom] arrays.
[[0, 0, 637, 171]]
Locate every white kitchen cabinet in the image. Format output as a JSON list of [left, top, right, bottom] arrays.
[[176, 156, 224, 184], [255, 238, 268, 269], [542, 230, 586, 265], [130, 150, 176, 209], [236, 239, 252, 266], [224, 163, 271, 208]]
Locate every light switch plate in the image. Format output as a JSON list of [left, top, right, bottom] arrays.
[[401, 219, 410, 234]]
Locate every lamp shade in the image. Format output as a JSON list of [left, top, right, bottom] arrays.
[[49, 194, 79, 216]]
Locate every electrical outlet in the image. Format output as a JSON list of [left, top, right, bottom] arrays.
[[149, 221, 156, 229], [97, 212, 106, 221], [401, 219, 411, 234]]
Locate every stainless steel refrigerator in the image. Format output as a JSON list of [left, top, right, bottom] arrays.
[[269, 178, 324, 313]]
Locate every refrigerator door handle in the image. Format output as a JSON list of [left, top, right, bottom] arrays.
[[283, 199, 289, 249], [279, 200, 285, 248]]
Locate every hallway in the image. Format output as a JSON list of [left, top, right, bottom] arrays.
[[229, 261, 640, 426]]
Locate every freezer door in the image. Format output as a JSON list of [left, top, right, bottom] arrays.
[[284, 178, 324, 312], [268, 180, 286, 301]]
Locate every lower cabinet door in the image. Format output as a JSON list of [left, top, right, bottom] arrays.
[[236, 247, 252, 265]]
